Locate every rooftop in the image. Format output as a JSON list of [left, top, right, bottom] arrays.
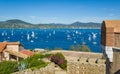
[[5, 49, 28, 58], [0, 43, 6, 52], [103, 20, 120, 33], [0, 42, 21, 52], [20, 50, 34, 56]]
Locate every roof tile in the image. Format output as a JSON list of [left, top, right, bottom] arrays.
[[20, 50, 34, 56]]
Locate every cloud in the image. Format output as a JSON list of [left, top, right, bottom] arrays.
[[73, 16, 117, 23], [109, 13, 115, 16], [28, 16, 38, 19]]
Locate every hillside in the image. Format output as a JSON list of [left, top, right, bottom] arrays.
[[0, 19, 101, 29]]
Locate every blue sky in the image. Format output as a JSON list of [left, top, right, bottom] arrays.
[[0, 0, 120, 24]]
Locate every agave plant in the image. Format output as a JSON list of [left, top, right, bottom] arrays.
[[18, 62, 28, 71]]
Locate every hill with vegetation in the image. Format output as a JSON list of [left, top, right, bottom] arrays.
[[0, 19, 101, 29]]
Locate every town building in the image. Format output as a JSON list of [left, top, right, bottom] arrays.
[[0, 42, 34, 62], [101, 20, 120, 74]]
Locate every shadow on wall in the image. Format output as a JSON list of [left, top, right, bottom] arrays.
[[114, 69, 120, 74], [101, 21, 107, 57], [101, 21, 108, 74]]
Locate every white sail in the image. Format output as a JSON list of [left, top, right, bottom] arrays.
[[27, 34, 30, 40], [67, 34, 70, 38], [53, 30, 55, 35], [92, 42, 97, 44], [49, 33, 51, 36], [31, 40, 34, 43], [2, 32, 4, 36], [11, 30, 14, 36], [74, 41, 76, 43], [88, 35, 91, 41], [75, 30, 78, 34], [92, 32, 97, 39], [31, 31, 35, 38]]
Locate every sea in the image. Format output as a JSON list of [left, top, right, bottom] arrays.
[[0, 28, 101, 53]]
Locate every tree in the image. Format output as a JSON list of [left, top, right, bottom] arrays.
[[69, 45, 75, 51], [54, 47, 63, 50], [69, 44, 91, 52]]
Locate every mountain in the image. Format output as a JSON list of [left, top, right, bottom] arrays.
[[0, 19, 101, 29], [70, 21, 101, 28]]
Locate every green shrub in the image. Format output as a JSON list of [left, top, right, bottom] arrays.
[[0, 61, 17, 74], [60, 60, 67, 70], [50, 53, 67, 70], [18, 61, 27, 71], [70, 45, 75, 51], [44, 54, 53, 58], [69, 44, 91, 52], [20, 54, 49, 70], [54, 47, 63, 50]]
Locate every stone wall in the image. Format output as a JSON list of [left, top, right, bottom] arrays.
[[13, 58, 106, 74], [67, 59, 106, 74], [109, 49, 120, 74], [115, 33, 120, 47], [13, 63, 55, 74]]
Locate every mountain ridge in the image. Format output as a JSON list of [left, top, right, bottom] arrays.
[[0, 19, 101, 29]]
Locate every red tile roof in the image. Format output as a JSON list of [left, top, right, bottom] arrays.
[[0, 43, 6, 52], [0, 42, 21, 52], [0, 42, 20, 45], [20, 50, 34, 56]]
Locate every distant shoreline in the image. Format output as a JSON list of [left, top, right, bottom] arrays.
[[0, 27, 101, 29]]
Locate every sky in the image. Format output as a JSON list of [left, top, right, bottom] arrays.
[[0, 0, 120, 24]]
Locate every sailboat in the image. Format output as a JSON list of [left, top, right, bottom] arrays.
[[82, 37, 86, 45], [11, 29, 14, 36], [27, 34, 30, 40], [2, 31, 4, 36], [11, 24, 14, 36], [53, 30, 55, 35], [31, 31, 35, 38], [92, 32, 97, 39]]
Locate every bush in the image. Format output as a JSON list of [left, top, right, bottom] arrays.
[[69, 44, 91, 52], [54, 47, 63, 50], [44, 54, 53, 58], [17, 61, 27, 71], [20, 54, 49, 70], [0, 61, 17, 74], [50, 53, 67, 70], [70, 45, 75, 51]]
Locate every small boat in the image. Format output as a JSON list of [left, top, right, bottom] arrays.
[[11, 29, 14, 36], [53, 30, 55, 35], [88, 35, 91, 41], [92, 42, 97, 44], [49, 33, 52, 36], [75, 30, 78, 34], [92, 32, 97, 39], [74, 41, 77, 43], [67, 34, 70, 38], [31, 40, 34, 43], [31, 31, 35, 38], [2, 32, 4, 36], [27, 34, 30, 40]]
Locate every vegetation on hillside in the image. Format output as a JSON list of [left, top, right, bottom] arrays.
[[19, 54, 49, 70], [0, 61, 17, 74], [50, 53, 67, 70], [0, 19, 101, 29], [0, 54, 50, 74], [69, 44, 91, 52]]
